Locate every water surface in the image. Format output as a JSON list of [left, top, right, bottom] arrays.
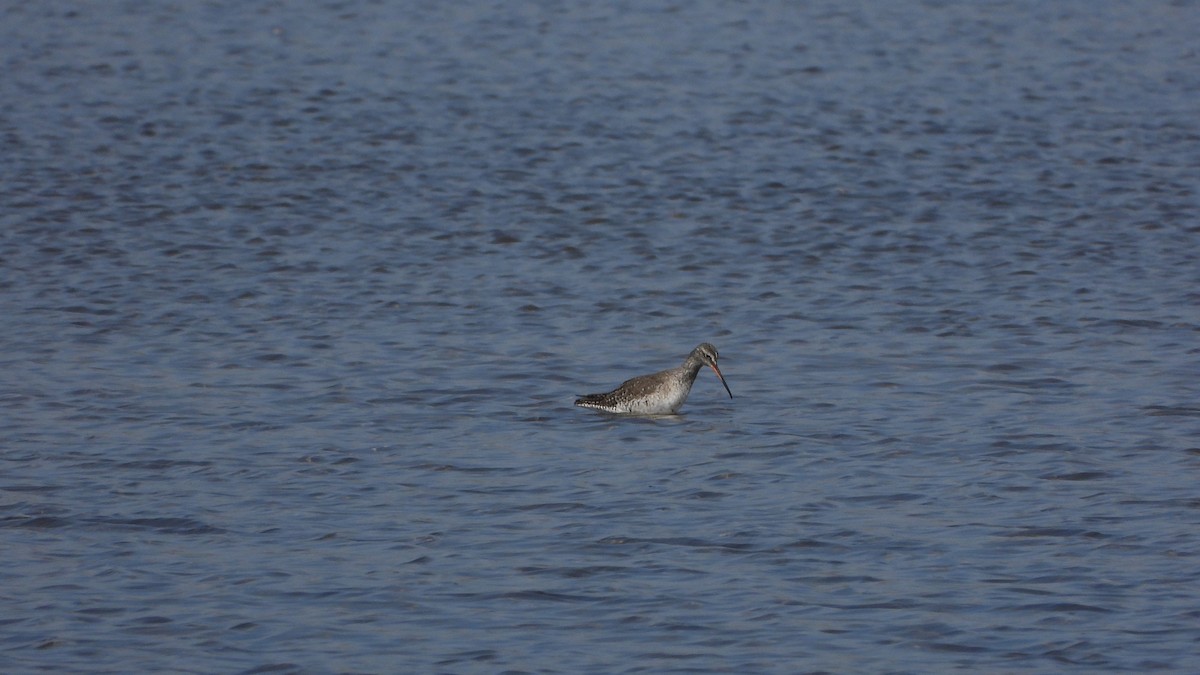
[[2, 1, 1199, 672]]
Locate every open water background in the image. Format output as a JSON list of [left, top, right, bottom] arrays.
[[2, 1, 1199, 672]]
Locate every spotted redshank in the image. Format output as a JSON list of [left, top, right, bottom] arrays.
[[575, 343, 733, 415]]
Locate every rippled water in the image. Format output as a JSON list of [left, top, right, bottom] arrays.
[[3, 1, 1199, 672]]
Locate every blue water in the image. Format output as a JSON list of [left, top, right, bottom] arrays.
[[3, 1, 1199, 672]]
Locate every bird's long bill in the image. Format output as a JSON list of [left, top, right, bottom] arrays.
[[710, 364, 733, 399]]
